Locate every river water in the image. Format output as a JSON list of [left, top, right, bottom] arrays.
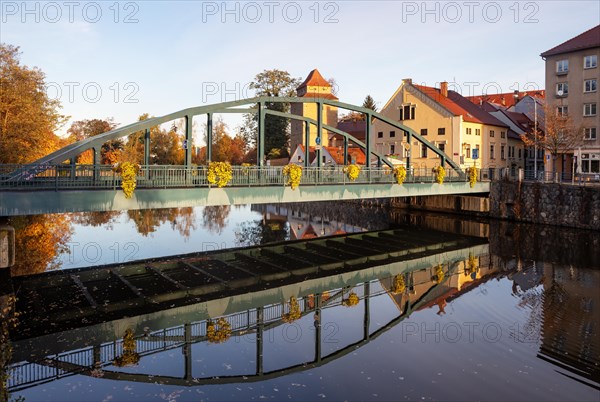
[[2, 202, 599, 401]]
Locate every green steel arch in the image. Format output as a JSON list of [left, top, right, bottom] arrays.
[[31, 96, 461, 172]]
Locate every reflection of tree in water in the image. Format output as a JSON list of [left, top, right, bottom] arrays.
[[127, 208, 197, 238], [235, 219, 290, 247], [0, 294, 18, 402], [202, 206, 231, 235], [71, 211, 122, 230], [9, 215, 73, 276]]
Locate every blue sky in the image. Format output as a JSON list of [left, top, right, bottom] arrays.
[[2, 0, 599, 140]]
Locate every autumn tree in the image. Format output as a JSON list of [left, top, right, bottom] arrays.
[[520, 104, 582, 175], [67, 118, 121, 164], [8, 214, 73, 276], [120, 114, 184, 165], [0, 44, 67, 163]]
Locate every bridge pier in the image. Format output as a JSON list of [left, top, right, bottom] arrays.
[[0, 220, 15, 270]]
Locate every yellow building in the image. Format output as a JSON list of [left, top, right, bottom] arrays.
[[290, 69, 338, 149], [373, 79, 510, 173]]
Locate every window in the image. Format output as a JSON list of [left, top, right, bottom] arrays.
[[584, 79, 597, 93], [438, 128, 445, 135], [556, 59, 569, 74], [584, 103, 597, 116], [584, 55, 598, 69], [465, 146, 471, 159], [501, 145, 506, 160], [556, 82, 569, 95], [420, 128, 427, 136], [518, 149, 522, 159], [421, 144, 427, 158], [390, 131, 396, 138], [466, 128, 472, 135], [581, 154, 600, 173], [557, 105, 568, 116], [438, 143, 445, 153], [377, 131, 383, 138], [584, 127, 597, 140], [390, 144, 396, 154], [297, 155, 302, 162], [490, 130, 495, 137], [501, 131, 506, 139], [490, 144, 495, 159], [399, 104, 416, 120], [475, 128, 481, 136]]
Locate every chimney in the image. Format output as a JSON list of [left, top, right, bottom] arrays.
[[403, 78, 412, 85], [440, 81, 448, 97]]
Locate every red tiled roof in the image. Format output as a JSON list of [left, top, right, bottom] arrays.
[[541, 25, 600, 57], [297, 69, 331, 90], [324, 146, 366, 165], [466, 90, 546, 108], [301, 92, 338, 100], [413, 84, 508, 128]]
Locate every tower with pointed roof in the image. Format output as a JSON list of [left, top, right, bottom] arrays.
[[290, 69, 338, 151]]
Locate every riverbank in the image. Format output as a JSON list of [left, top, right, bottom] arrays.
[[392, 181, 600, 230]]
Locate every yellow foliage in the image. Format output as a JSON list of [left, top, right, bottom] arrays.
[[467, 253, 478, 273], [282, 296, 302, 323], [283, 164, 303, 190], [394, 166, 407, 184], [435, 264, 445, 284], [207, 161, 233, 187], [342, 292, 360, 307], [391, 274, 406, 294], [434, 166, 446, 184], [343, 164, 361, 181], [113, 329, 140, 367], [466, 167, 478, 188], [114, 162, 139, 198], [206, 318, 232, 343]]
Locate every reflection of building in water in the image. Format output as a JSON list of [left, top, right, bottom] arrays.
[[252, 204, 369, 240], [381, 254, 501, 315], [536, 264, 600, 385]]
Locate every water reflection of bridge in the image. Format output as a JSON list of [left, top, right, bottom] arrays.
[[6, 228, 489, 391]]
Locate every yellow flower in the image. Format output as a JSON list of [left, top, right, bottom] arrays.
[[206, 318, 232, 343], [435, 264, 445, 284], [343, 164, 361, 181], [207, 162, 233, 187], [282, 296, 302, 322], [283, 164, 303, 190], [342, 292, 360, 307], [434, 166, 446, 184], [466, 167, 478, 188], [116, 162, 139, 198], [391, 274, 406, 294], [394, 166, 407, 184]]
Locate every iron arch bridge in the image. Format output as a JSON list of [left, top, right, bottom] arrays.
[[0, 97, 489, 216]]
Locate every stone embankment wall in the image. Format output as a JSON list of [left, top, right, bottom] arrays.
[[392, 182, 600, 230], [489, 181, 600, 230]]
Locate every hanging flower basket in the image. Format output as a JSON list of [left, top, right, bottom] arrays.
[[466, 167, 478, 188], [391, 274, 406, 294], [283, 164, 303, 190], [343, 164, 361, 181], [207, 161, 233, 187], [113, 162, 140, 199], [433, 166, 446, 184], [113, 329, 140, 367], [206, 317, 232, 343], [342, 292, 360, 307], [282, 296, 302, 322], [394, 166, 407, 184]]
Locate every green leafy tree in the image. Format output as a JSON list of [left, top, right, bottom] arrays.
[[242, 69, 302, 159], [0, 44, 67, 163]]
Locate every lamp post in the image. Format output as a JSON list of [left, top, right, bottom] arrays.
[[534, 99, 538, 180]]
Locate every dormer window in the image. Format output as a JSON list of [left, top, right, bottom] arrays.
[[399, 104, 416, 120]]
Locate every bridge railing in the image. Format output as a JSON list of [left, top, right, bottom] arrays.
[[0, 164, 488, 191]]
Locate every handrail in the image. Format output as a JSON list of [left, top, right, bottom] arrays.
[[0, 164, 480, 191]]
